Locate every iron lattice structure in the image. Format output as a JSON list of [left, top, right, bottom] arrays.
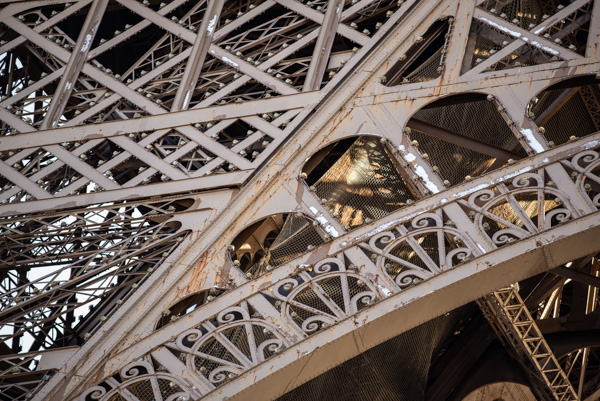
[[1, 0, 600, 400]]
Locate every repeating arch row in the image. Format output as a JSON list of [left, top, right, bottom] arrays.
[[78, 136, 600, 400]]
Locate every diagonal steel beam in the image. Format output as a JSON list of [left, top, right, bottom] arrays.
[[194, 29, 319, 109], [208, 45, 299, 95], [1, 16, 167, 119], [171, 0, 225, 112], [406, 118, 524, 161], [273, 0, 369, 46], [0, 0, 92, 61], [464, 0, 588, 76], [40, 0, 109, 130], [42, 144, 120, 190], [0, 159, 52, 200], [473, 9, 581, 59], [0, 92, 318, 150], [552, 265, 600, 289], [535, 88, 579, 127], [87, 0, 189, 59], [303, 0, 345, 91], [341, 0, 378, 21], [116, 0, 298, 97], [479, 287, 579, 401]]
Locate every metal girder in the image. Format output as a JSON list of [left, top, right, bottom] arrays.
[[40, 0, 109, 130], [480, 287, 579, 401], [303, 0, 344, 91], [46, 131, 600, 400], [464, 0, 588, 76], [0, 93, 317, 148], [2, 0, 600, 400], [552, 266, 600, 289], [170, 0, 224, 112], [407, 118, 524, 161], [208, 213, 600, 401]]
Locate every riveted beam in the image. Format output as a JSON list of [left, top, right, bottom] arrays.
[[171, 0, 225, 112], [41, 0, 109, 130]]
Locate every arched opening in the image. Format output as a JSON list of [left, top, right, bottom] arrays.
[[155, 288, 225, 329], [230, 213, 325, 278], [529, 75, 600, 146], [462, 382, 536, 401], [405, 93, 527, 186], [302, 135, 419, 229]]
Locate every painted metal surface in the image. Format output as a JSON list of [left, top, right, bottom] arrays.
[[1, 0, 600, 400]]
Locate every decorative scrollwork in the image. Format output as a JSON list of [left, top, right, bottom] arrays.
[[360, 210, 475, 289], [78, 357, 190, 401], [461, 172, 577, 247], [395, 270, 432, 288], [571, 149, 600, 209], [120, 358, 153, 380], [267, 256, 382, 335], [165, 301, 290, 389], [83, 386, 107, 401]]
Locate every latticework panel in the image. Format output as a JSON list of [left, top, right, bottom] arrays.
[[1, 0, 599, 400]]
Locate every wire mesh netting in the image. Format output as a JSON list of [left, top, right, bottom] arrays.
[[487, 44, 560, 72], [466, 21, 516, 71], [532, 84, 600, 146], [479, 0, 550, 29], [123, 380, 155, 401], [156, 288, 225, 329], [384, 19, 451, 85], [275, 309, 464, 401], [269, 214, 322, 265], [409, 98, 526, 186], [107, 394, 129, 401], [311, 136, 413, 228], [233, 214, 325, 277], [404, 47, 444, 83]]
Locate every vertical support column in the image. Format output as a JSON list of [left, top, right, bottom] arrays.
[[171, 0, 225, 111], [303, 0, 345, 91], [41, 0, 109, 130]]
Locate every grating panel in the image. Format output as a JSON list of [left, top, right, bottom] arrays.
[[275, 311, 462, 401], [311, 136, 413, 228], [409, 97, 525, 186]]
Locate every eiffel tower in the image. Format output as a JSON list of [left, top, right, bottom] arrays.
[[1, 0, 600, 400]]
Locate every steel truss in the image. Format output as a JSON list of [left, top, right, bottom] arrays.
[[1, 0, 600, 400], [480, 287, 579, 401]]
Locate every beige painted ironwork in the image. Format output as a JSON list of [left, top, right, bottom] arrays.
[[1, 0, 600, 400]]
